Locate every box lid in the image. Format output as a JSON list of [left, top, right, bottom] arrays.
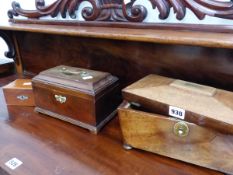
[[32, 65, 118, 95], [3, 79, 32, 89], [123, 74, 233, 134]]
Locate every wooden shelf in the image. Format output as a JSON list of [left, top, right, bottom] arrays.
[[1, 21, 233, 49]]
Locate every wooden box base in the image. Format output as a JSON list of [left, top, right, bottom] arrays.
[[35, 107, 117, 134], [118, 103, 233, 175]]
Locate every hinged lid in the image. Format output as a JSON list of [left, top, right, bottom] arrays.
[[3, 79, 32, 89], [123, 74, 233, 134], [32, 65, 118, 95]]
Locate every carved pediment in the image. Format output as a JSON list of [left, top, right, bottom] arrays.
[[7, 0, 233, 22]]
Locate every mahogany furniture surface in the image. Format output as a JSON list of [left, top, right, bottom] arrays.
[[0, 75, 224, 175], [1, 16, 233, 91], [1, 0, 233, 173], [2, 30, 231, 92], [2, 22, 233, 49], [8, 0, 233, 22]]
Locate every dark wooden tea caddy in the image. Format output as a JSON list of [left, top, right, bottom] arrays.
[[32, 65, 120, 133]]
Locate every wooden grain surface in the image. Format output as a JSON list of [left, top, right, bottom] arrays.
[[14, 32, 233, 92], [122, 74, 233, 134], [0, 75, 224, 175], [118, 106, 233, 175], [2, 22, 233, 49], [2, 79, 35, 106]]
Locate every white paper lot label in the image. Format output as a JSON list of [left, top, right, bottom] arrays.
[[124, 0, 131, 4], [169, 106, 185, 120], [5, 158, 23, 170], [82, 76, 93, 80], [23, 82, 32, 86]]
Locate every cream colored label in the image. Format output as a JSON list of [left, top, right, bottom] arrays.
[[170, 80, 216, 96], [23, 82, 31, 86]]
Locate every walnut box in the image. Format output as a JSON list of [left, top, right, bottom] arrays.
[[32, 65, 121, 133], [119, 74, 233, 175], [3, 79, 35, 106]]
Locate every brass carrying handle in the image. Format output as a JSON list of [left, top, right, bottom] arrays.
[[54, 95, 66, 104], [173, 121, 189, 137], [59, 67, 93, 79]]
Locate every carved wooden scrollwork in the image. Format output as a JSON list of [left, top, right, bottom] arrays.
[[8, 0, 147, 22], [0, 31, 15, 59], [7, 0, 233, 22], [149, 0, 233, 20]]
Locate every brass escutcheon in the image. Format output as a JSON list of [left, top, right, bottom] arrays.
[[173, 121, 189, 137], [17, 95, 28, 101], [54, 95, 66, 104]]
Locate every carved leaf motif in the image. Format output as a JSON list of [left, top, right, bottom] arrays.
[[8, 0, 101, 20], [149, 0, 170, 19], [149, 0, 233, 20], [122, 0, 147, 22], [7, 0, 233, 22], [185, 0, 233, 20], [168, 0, 186, 20]]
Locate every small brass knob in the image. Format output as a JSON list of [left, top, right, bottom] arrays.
[[173, 121, 189, 137]]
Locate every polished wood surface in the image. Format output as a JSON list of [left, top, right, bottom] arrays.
[[2, 22, 233, 49], [118, 104, 233, 175], [3, 79, 32, 89], [8, 0, 233, 22], [122, 74, 233, 134], [0, 75, 224, 175], [14, 32, 233, 91], [32, 65, 117, 95], [32, 66, 121, 133], [2, 79, 35, 106]]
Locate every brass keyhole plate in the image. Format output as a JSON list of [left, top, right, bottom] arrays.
[[173, 121, 189, 137]]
